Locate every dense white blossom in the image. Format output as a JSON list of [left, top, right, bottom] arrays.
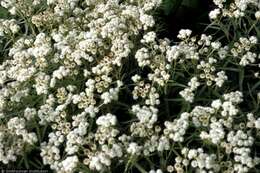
[[0, 0, 259, 172]]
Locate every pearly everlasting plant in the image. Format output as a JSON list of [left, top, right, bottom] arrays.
[[0, 0, 260, 173]]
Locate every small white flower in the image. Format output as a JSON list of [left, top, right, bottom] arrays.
[[255, 11, 260, 19], [211, 99, 222, 110], [127, 142, 141, 155], [61, 156, 78, 172], [96, 113, 117, 127], [141, 31, 156, 43], [209, 9, 221, 19], [177, 29, 192, 39]]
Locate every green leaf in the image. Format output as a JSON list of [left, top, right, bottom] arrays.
[[181, 0, 199, 8], [239, 67, 244, 92], [162, 0, 183, 15], [0, 7, 9, 19]]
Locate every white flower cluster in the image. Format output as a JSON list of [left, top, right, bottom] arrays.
[[164, 112, 190, 142], [60, 156, 79, 173], [179, 147, 219, 172], [247, 113, 260, 129], [214, 71, 228, 87], [0, 0, 163, 171], [225, 130, 259, 173], [0, 0, 260, 172], [141, 31, 157, 43], [0, 117, 37, 164], [89, 153, 112, 171], [127, 142, 142, 155], [88, 143, 124, 172], [210, 0, 260, 18], [1, 0, 43, 16], [101, 80, 123, 104], [180, 77, 200, 103], [200, 121, 225, 144], [132, 104, 158, 125], [132, 79, 161, 105], [0, 19, 20, 36], [209, 8, 221, 19], [177, 29, 192, 40], [96, 113, 117, 128], [149, 169, 163, 173], [130, 105, 158, 137]]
